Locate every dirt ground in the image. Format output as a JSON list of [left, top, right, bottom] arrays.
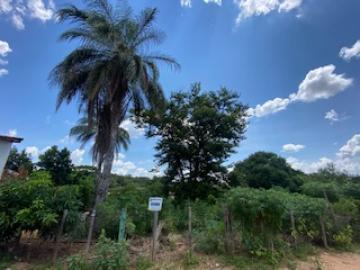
[[294, 251, 360, 270], [4, 236, 360, 269]]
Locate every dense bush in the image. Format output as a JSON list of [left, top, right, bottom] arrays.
[[0, 171, 83, 242]]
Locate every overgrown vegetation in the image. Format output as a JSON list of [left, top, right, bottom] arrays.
[[1, 0, 360, 269]]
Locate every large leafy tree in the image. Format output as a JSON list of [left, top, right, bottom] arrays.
[[5, 147, 33, 175], [50, 0, 178, 248], [38, 146, 74, 185], [139, 84, 248, 200], [229, 151, 303, 191]]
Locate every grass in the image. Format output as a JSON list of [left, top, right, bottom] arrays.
[[216, 243, 320, 270]]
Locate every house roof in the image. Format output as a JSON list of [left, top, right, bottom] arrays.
[[0, 135, 23, 143]]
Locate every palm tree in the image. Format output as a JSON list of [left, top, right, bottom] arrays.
[[70, 116, 130, 159], [50, 0, 179, 250]]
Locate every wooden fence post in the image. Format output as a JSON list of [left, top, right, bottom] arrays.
[[319, 216, 329, 249], [290, 210, 297, 247], [188, 203, 192, 257], [52, 209, 68, 264], [224, 206, 234, 255]]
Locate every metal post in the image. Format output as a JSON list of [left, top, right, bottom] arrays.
[[151, 211, 159, 261], [118, 208, 127, 242]]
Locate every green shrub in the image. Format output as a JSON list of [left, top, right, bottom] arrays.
[[195, 219, 224, 254], [94, 230, 128, 270], [67, 254, 89, 270], [333, 225, 353, 247], [135, 256, 153, 270]]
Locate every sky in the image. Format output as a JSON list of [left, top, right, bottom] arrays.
[[1, 0, 360, 177]]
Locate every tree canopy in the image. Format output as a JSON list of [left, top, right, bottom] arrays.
[[139, 84, 248, 200], [38, 146, 74, 186], [229, 151, 303, 191], [5, 147, 33, 175]]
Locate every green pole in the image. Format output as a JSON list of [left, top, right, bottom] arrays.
[[118, 208, 127, 242]]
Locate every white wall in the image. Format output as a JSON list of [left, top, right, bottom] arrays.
[[0, 140, 12, 177]]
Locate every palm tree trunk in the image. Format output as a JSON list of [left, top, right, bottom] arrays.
[[85, 127, 117, 253]]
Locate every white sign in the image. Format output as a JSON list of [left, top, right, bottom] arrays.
[[148, 197, 163, 212]]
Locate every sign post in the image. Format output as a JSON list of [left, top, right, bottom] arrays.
[[148, 197, 163, 261], [118, 208, 127, 242]]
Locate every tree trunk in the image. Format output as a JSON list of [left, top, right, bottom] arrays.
[[85, 127, 117, 253]]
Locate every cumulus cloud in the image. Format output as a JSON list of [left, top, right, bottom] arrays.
[[0, 0, 55, 29], [249, 65, 353, 118], [339, 40, 360, 61], [282, 143, 305, 153], [120, 119, 145, 139], [112, 154, 160, 178], [25, 146, 51, 161], [28, 0, 55, 22], [337, 134, 360, 158], [286, 134, 360, 175], [325, 109, 339, 123], [234, 0, 303, 24], [25, 146, 41, 160], [290, 65, 353, 102], [247, 97, 290, 117], [71, 148, 85, 165], [286, 156, 332, 174]]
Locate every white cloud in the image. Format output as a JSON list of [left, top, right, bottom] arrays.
[[120, 119, 145, 139], [71, 148, 85, 165], [247, 97, 290, 117], [339, 40, 360, 61], [234, 0, 302, 24], [181, 0, 192, 7], [0, 59, 8, 65], [286, 156, 332, 174], [0, 68, 9, 77], [0, 0, 55, 29], [278, 0, 302, 12], [337, 134, 360, 158], [0, 40, 11, 76], [325, 109, 339, 123], [25, 145, 51, 161], [181, 0, 222, 7], [27, 0, 54, 22], [249, 65, 353, 118], [12, 13, 25, 29], [203, 0, 222, 5], [286, 134, 360, 175], [0, 40, 12, 57], [282, 143, 305, 153], [290, 65, 353, 102], [7, 129, 17, 136], [112, 154, 160, 178], [0, 0, 12, 13], [25, 146, 40, 160]]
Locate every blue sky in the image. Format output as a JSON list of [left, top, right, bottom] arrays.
[[1, 0, 360, 176]]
